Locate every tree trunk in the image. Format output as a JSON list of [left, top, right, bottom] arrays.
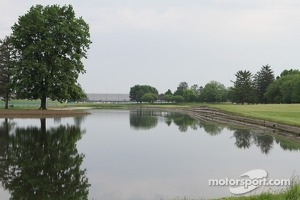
[[4, 99, 8, 109], [40, 118, 46, 133], [39, 94, 47, 110], [4, 118, 8, 135], [4, 91, 8, 109]]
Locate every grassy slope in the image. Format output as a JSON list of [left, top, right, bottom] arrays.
[[168, 184, 300, 200], [217, 184, 300, 200], [209, 104, 300, 127]]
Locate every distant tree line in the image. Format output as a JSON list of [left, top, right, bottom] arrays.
[[130, 65, 300, 104], [0, 4, 91, 109]]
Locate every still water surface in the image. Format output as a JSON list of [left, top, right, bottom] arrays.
[[0, 109, 299, 200]]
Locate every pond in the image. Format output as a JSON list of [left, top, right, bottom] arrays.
[[0, 109, 299, 200]]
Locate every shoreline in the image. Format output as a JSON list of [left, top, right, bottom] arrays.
[[1, 104, 300, 137], [187, 106, 300, 136], [0, 109, 90, 118], [136, 104, 300, 136]]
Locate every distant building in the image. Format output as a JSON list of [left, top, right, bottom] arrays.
[[86, 93, 130, 102]]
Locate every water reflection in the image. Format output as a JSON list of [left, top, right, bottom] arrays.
[[0, 118, 89, 200], [231, 129, 252, 149], [129, 110, 300, 154], [130, 110, 158, 130], [198, 121, 224, 136], [252, 133, 274, 154], [229, 128, 274, 154], [165, 113, 198, 132]]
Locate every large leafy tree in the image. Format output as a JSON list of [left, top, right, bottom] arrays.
[[129, 85, 158, 103], [200, 80, 227, 103], [190, 84, 201, 95], [174, 82, 189, 96], [232, 70, 255, 104], [10, 4, 91, 109], [265, 72, 300, 103], [141, 93, 158, 103], [174, 82, 198, 102], [0, 36, 14, 109], [279, 69, 300, 77], [253, 65, 274, 103]]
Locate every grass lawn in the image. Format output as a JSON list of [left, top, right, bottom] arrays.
[[168, 183, 300, 200], [209, 104, 300, 127], [217, 183, 300, 200], [0, 99, 59, 109]]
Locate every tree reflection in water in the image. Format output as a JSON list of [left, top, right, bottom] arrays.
[[232, 129, 252, 149], [229, 128, 275, 154], [198, 121, 224, 136], [130, 110, 158, 130], [129, 109, 300, 153], [0, 118, 89, 200], [165, 113, 198, 132]]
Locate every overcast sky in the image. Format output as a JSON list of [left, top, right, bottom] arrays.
[[1, 0, 300, 93]]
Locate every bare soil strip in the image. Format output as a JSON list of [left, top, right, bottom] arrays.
[[0, 109, 90, 118]]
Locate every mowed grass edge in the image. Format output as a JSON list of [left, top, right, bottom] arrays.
[[208, 104, 300, 127]]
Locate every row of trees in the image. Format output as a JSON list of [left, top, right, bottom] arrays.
[[0, 4, 91, 109], [130, 65, 300, 104], [231, 67, 300, 104]]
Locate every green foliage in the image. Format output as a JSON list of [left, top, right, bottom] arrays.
[[130, 67, 299, 104], [232, 70, 255, 104], [129, 85, 158, 103], [219, 183, 300, 200], [10, 4, 91, 109], [0, 36, 14, 109], [200, 80, 227, 103], [182, 89, 197, 102], [265, 73, 300, 103], [284, 182, 300, 200], [174, 82, 187, 96], [177, 82, 189, 91], [172, 95, 184, 103], [190, 84, 201, 95], [280, 69, 300, 77], [165, 89, 173, 95], [253, 65, 274, 103], [164, 94, 174, 102], [174, 82, 198, 102], [141, 93, 158, 103], [226, 86, 235, 103]]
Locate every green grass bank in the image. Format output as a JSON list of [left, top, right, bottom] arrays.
[[209, 104, 300, 127], [168, 183, 300, 200], [1, 101, 300, 127]]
